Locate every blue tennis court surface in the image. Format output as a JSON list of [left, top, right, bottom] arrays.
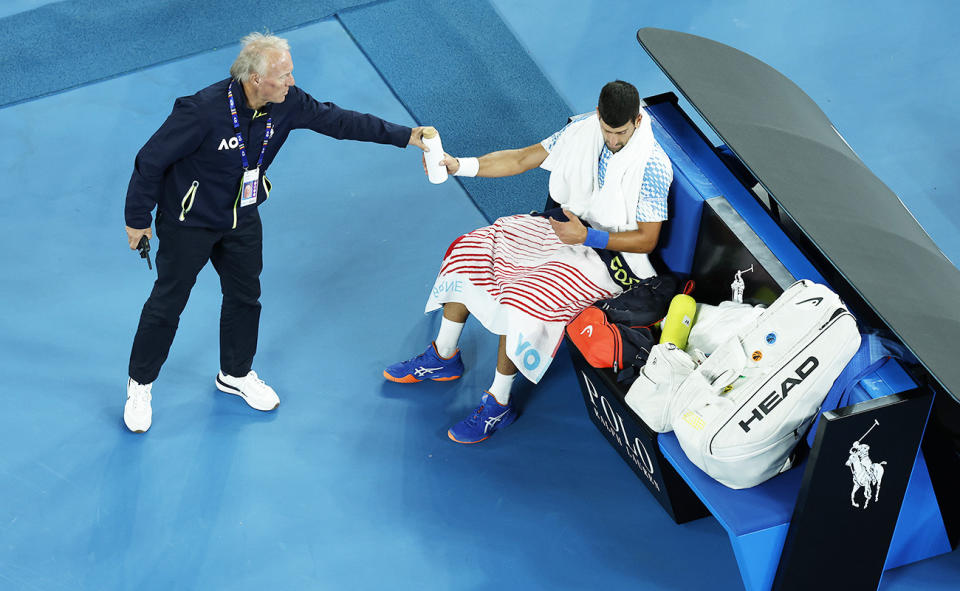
[[1, 1, 957, 589]]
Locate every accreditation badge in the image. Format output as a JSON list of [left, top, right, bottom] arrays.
[[240, 167, 259, 207]]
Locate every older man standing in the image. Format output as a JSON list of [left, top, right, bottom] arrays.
[[123, 32, 428, 432]]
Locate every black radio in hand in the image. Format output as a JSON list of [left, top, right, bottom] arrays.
[[137, 235, 152, 270]]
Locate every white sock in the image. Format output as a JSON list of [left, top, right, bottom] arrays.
[[487, 370, 516, 405], [435, 317, 465, 358]]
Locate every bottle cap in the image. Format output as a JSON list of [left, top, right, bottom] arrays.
[[422, 126, 438, 139]]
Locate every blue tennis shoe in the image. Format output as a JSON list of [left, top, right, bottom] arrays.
[[384, 342, 464, 383], [448, 392, 517, 444]]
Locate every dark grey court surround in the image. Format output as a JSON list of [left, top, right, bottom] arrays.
[[636, 27, 960, 403]]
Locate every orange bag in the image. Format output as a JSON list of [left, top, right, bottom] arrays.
[[567, 307, 623, 370], [567, 307, 657, 375]]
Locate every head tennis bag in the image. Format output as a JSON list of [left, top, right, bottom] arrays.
[[671, 280, 861, 489]]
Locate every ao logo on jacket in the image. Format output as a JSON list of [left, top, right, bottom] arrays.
[[217, 137, 240, 151]]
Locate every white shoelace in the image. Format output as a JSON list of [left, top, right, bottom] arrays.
[[128, 382, 152, 408], [244, 371, 266, 388]]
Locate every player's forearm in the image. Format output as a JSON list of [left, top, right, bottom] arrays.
[[605, 230, 659, 254], [604, 222, 665, 254], [470, 149, 526, 177], [473, 144, 546, 178]]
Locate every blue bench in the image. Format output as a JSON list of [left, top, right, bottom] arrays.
[[657, 358, 948, 590], [569, 94, 952, 591]]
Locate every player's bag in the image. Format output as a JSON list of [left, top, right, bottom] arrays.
[[566, 307, 657, 382], [670, 280, 861, 489], [594, 273, 683, 326], [686, 300, 765, 356], [624, 342, 699, 432]]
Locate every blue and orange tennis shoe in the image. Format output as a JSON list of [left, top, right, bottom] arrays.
[[448, 392, 517, 444], [383, 342, 464, 383]]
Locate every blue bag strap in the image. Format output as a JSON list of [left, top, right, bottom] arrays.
[[837, 356, 894, 408], [805, 334, 900, 447]]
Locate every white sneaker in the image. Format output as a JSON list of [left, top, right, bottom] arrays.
[[215, 370, 280, 411], [124, 378, 153, 433]]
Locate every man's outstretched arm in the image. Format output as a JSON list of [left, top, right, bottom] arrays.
[[439, 143, 548, 178]]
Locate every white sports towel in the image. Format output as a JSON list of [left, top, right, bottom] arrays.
[[540, 111, 657, 279]]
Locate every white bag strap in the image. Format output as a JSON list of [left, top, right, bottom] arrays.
[[698, 336, 746, 388]]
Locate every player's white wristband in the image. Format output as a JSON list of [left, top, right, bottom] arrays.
[[453, 157, 479, 177]]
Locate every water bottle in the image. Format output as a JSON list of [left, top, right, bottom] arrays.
[[422, 127, 448, 184]]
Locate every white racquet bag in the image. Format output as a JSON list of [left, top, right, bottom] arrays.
[[671, 280, 861, 489], [624, 343, 698, 432]]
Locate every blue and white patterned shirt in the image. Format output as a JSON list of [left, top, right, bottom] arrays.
[[541, 114, 672, 222]]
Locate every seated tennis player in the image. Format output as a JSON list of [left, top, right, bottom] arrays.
[[385, 80, 674, 443]]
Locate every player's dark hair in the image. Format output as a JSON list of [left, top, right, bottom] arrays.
[[598, 80, 640, 127]]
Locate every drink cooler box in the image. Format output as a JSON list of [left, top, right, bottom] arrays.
[[562, 29, 960, 591]]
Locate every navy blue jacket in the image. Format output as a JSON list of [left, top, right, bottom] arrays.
[[125, 78, 412, 230]]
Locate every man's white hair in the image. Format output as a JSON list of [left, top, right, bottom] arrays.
[[230, 32, 290, 82]]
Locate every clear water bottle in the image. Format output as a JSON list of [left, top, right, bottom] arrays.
[[422, 127, 448, 184]]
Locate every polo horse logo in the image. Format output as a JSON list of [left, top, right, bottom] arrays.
[[845, 420, 887, 509]]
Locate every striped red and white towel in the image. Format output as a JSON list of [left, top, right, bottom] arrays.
[[425, 214, 622, 383]]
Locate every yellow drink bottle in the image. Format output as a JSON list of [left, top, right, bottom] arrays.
[[660, 293, 697, 349]]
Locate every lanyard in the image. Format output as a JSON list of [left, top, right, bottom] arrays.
[[227, 81, 273, 170]]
